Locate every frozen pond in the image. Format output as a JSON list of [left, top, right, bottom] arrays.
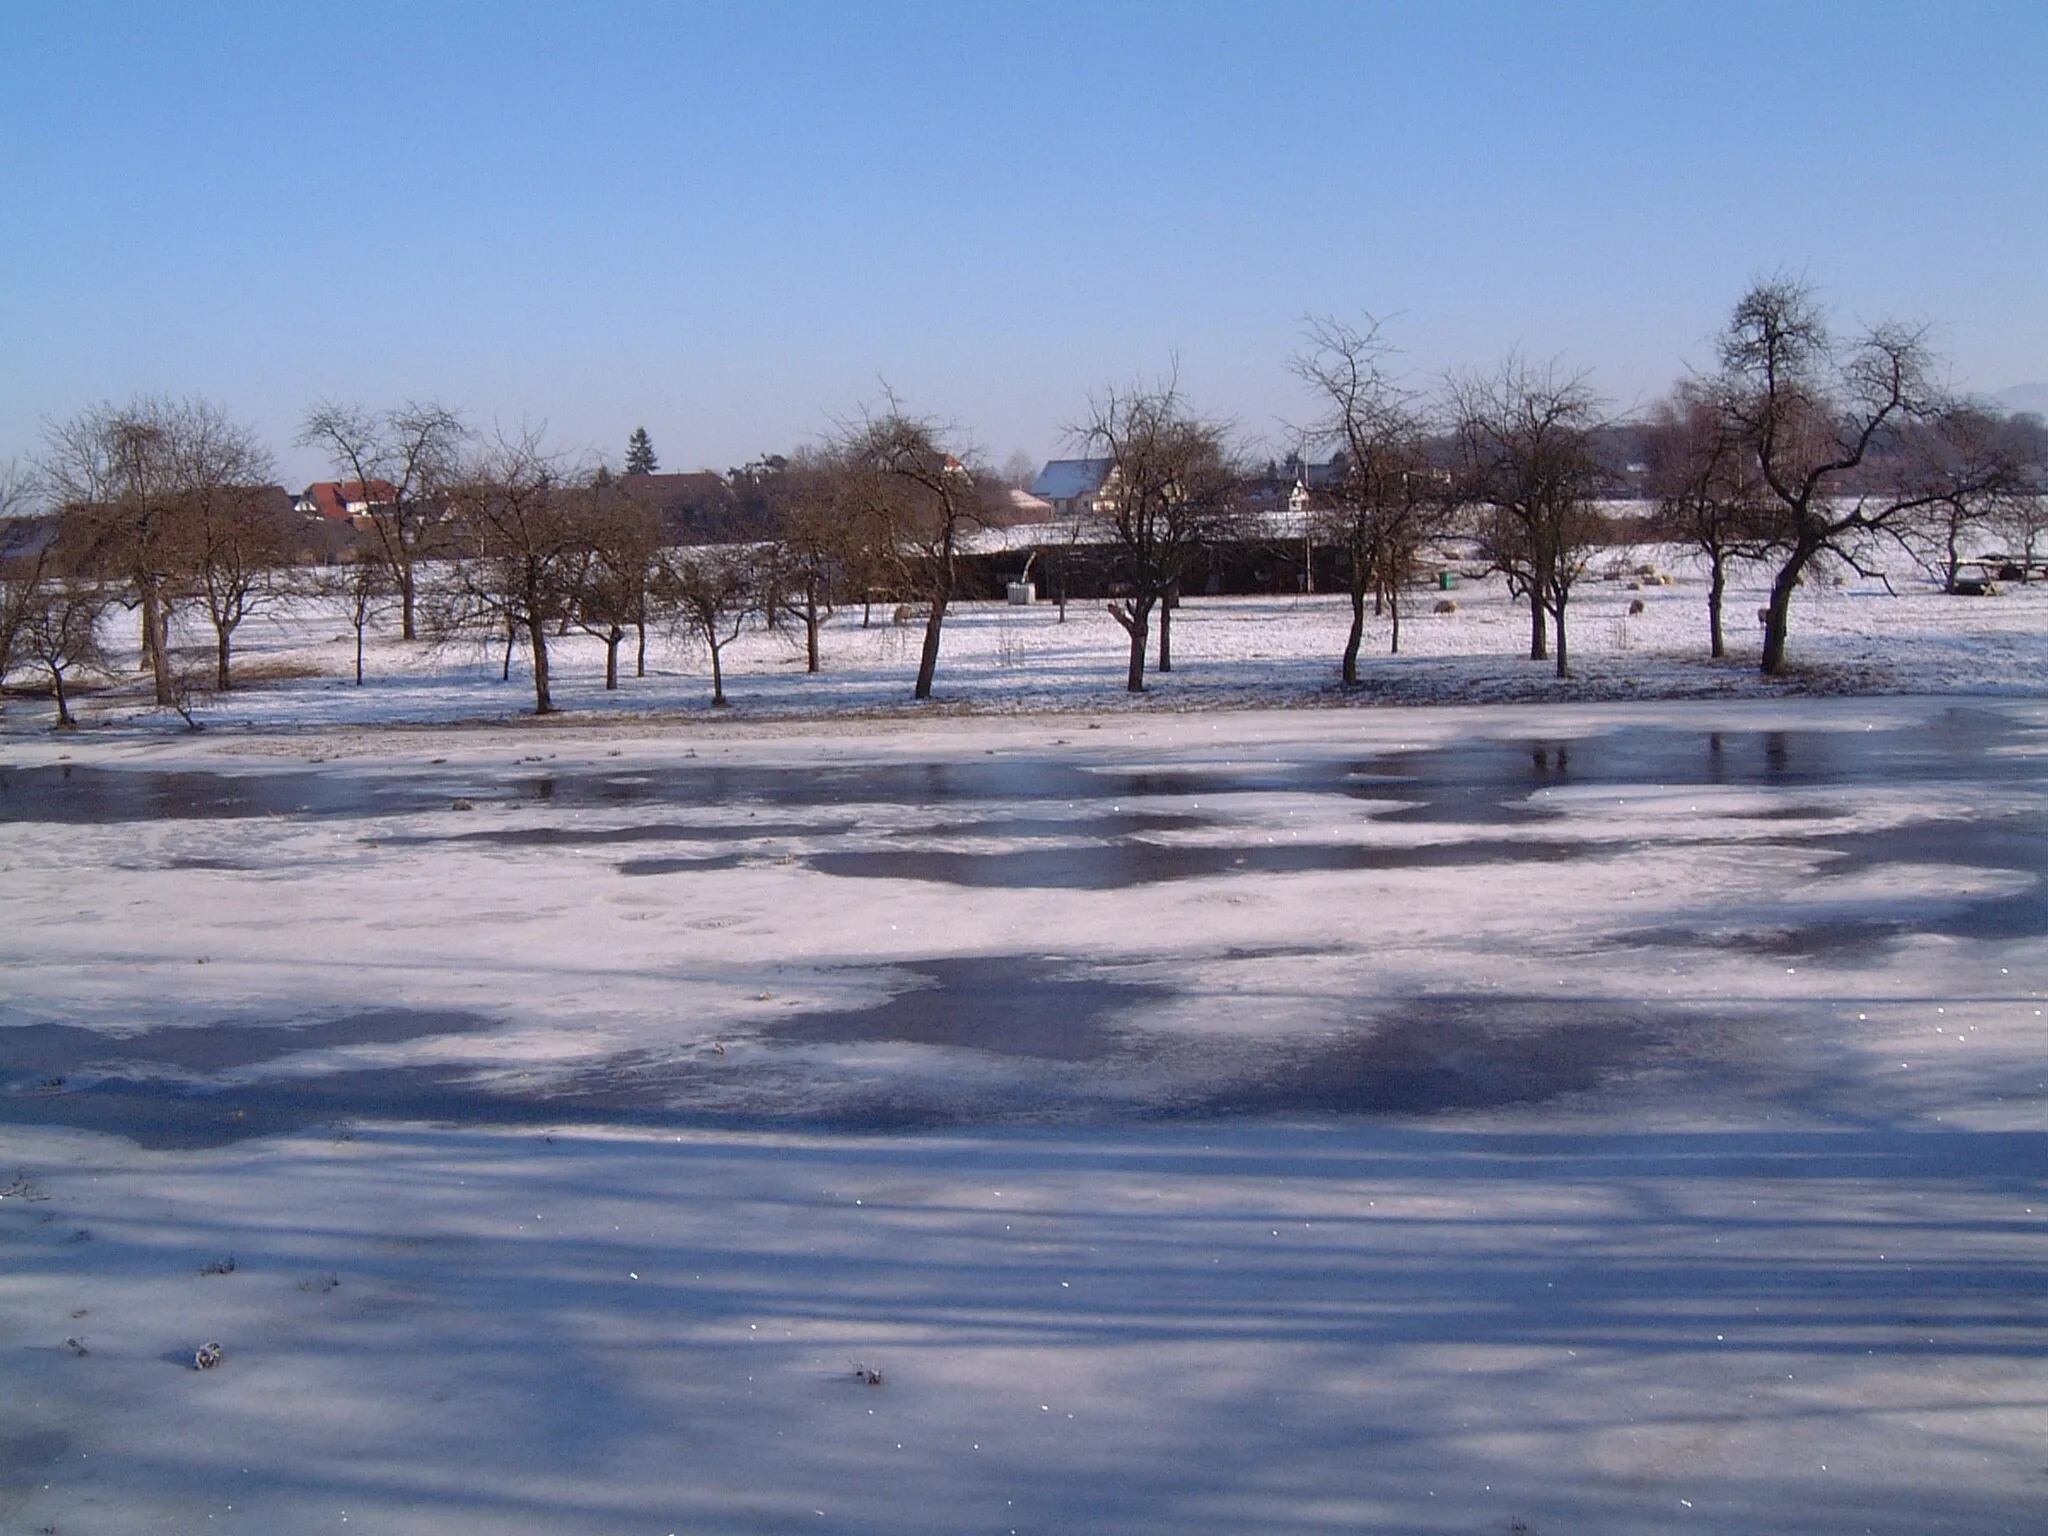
[[6, 701, 2046, 1143], [2, 697, 2046, 1533]]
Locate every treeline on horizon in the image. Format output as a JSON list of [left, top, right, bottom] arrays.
[[3, 277, 2046, 723]]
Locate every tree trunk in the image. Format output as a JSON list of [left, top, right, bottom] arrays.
[[1157, 598, 1172, 674], [1528, 595, 1547, 661], [708, 636, 727, 707], [1550, 598, 1568, 678], [604, 629, 620, 690], [141, 583, 175, 704], [805, 582, 820, 673], [1342, 585, 1365, 685], [51, 665, 73, 728], [1707, 552, 1726, 659], [215, 628, 233, 692], [528, 618, 553, 714], [635, 615, 647, 678], [1760, 547, 1813, 676], [912, 596, 948, 700], [354, 621, 366, 686], [1110, 599, 1150, 693], [399, 561, 417, 642], [1388, 583, 1402, 656]]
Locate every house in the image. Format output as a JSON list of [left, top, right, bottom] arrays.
[[296, 480, 399, 522], [1028, 459, 1118, 520]]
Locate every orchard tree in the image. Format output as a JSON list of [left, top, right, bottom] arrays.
[[1451, 357, 1606, 677], [15, 567, 110, 728], [169, 415, 283, 691], [43, 397, 270, 705], [443, 429, 581, 715], [767, 451, 861, 672], [659, 544, 757, 707], [1292, 317, 1447, 680], [311, 556, 392, 686], [42, 400, 184, 702], [1643, 382, 1772, 657], [571, 471, 663, 687], [1897, 403, 2037, 592], [1075, 377, 1236, 692], [835, 399, 983, 700], [1711, 277, 1948, 675], [299, 401, 465, 640]]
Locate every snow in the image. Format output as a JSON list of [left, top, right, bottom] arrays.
[[3, 581, 2048, 1530], [15, 546, 2048, 734]]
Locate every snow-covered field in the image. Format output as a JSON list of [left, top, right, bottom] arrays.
[[14, 547, 2048, 732], [3, 563, 2048, 1532]]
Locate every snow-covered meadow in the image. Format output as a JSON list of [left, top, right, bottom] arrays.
[[3, 558, 2048, 1532], [18, 546, 2048, 732]]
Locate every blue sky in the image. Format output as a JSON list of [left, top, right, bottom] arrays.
[[3, 2, 2043, 486]]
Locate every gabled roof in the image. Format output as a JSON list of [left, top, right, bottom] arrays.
[[300, 480, 399, 520], [1029, 459, 1115, 501]]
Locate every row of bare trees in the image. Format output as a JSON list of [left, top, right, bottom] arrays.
[[1293, 279, 2048, 681], [5, 278, 2044, 724]]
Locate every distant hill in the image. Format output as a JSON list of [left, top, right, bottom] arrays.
[[1992, 383, 2048, 416]]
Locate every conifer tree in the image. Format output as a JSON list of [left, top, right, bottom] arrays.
[[625, 427, 658, 476]]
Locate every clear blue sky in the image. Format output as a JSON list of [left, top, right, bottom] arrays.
[[3, 2, 2043, 487]]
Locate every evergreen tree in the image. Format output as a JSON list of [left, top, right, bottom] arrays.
[[625, 426, 658, 476]]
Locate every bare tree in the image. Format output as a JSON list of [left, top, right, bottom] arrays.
[[571, 470, 663, 688], [1896, 403, 2036, 592], [41, 399, 272, 702], [1292, 318, 1447, 681], [43, 399, 187, 704], [834, 400, 983, 700], [660, 545, 757, 707], [442, 429, 581, 715], [1643, 382, 1773, 657], [1075, 378, 1236, 692], [166, 415, 278, 691], [1993, 485, 2048, 583], [1451, 357, 1606, 677], [298, 402, 465, 641], [1711, 277, 1945, 675], [15, 573, 110, 728], [310, 556, 392, 686], [766, 452, 861, 673]]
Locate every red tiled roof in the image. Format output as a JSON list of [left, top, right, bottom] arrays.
[[301, 480, 399, 520]]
